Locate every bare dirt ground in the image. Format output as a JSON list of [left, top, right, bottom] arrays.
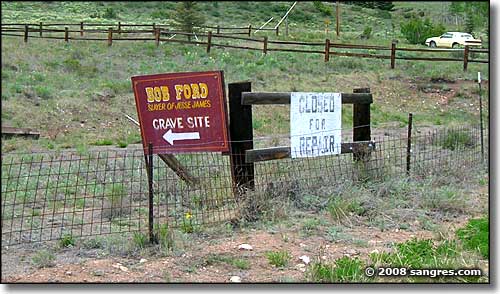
[[2, 185, 487, 283]]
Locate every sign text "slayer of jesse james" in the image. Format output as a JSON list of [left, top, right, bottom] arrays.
[[131, 71, 229, 155]]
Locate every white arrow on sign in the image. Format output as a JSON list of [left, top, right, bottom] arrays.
[[163, 129, 200, 145]]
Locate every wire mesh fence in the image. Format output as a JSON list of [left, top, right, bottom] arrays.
[[1, 124, 487, 246]]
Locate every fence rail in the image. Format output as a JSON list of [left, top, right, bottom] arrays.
[[1, 124, 487, 246], [1, 22, 489, 71]]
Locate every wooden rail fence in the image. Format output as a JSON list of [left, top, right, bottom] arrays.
[[1, 22, 489, 71]]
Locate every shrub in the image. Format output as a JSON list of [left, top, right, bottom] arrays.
[[82, 237, 104, 249], [361, 26, 372, 39], [400, 17, 446, 44], [59, 233, 75, 248], [441, 130, 475, 150], [32, 249, 56, 268], [103, 7, 118, 19], [313, 1, 333, 16], [34, 85, 52, 99]]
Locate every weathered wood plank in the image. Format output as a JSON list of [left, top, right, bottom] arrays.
[[158, 154, 198, 185], [245, 142, 376, 163], [241, 92, 372, 105], [353, 88, 371, 161], [123, 113, 198, 186], [2, 126, 40, 139], [229, 82, 255, 192]]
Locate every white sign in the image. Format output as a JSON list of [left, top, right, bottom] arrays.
[[290, 92, 342, 158]]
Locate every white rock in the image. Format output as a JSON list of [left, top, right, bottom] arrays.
[[139, 258, 147, 263], [65, 271, 72, 276], [238, 244, 253, 251], [230, 276, 241, 283], [299, 255, 310, 265], [119, 266, 128, 272], [370, 249, 379, 254]]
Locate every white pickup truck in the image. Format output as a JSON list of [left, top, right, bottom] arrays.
[[425, 32, 482, 48]]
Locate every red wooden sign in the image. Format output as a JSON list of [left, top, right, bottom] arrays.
[[131, 71, 229, 155]]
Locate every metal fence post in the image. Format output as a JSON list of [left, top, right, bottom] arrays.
[[147, 143, 156, 244], [406, 113, 413, 176], [39, 22, 43, 37], [478, 73, 484, 162], [80, 21, 84, 36]]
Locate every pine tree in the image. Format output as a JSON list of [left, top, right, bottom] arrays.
[[174, 1, 205, 40], [449, 2, 464, 26], [465, 14, 474, 34]]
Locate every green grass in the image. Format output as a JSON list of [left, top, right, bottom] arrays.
[[309, 222, 488, 283], [456, 217, 488, 258], [266, 250, 292, 268], [440, 129, 475, 151], [308, 256, 366, 283], [205, 254, 250, 270], [132, 231, 148, 249]]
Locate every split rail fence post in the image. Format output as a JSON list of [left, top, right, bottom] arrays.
[[80, 21, 84, 36], [216, 25, 220, 34], [324, 39, 330, 62], [118, 21, 122, 35], [24, 25, 28, 43], [206, 31, 212, 53], [248, 24, 252, 36], [152, 23, 156, 35], [39, 22, 43, 37], [228, 82, 255, 197], [463, 45, 469, 71], [263, 36, 268, 54], [390, 41, 397, 69], [64, 27, 69, 42], [275, 26, 279, 36], [155, 28, 160, 47], [406, 113, 413, 176], [352, 88, 371, 161], [107, 27, 113, 46]]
